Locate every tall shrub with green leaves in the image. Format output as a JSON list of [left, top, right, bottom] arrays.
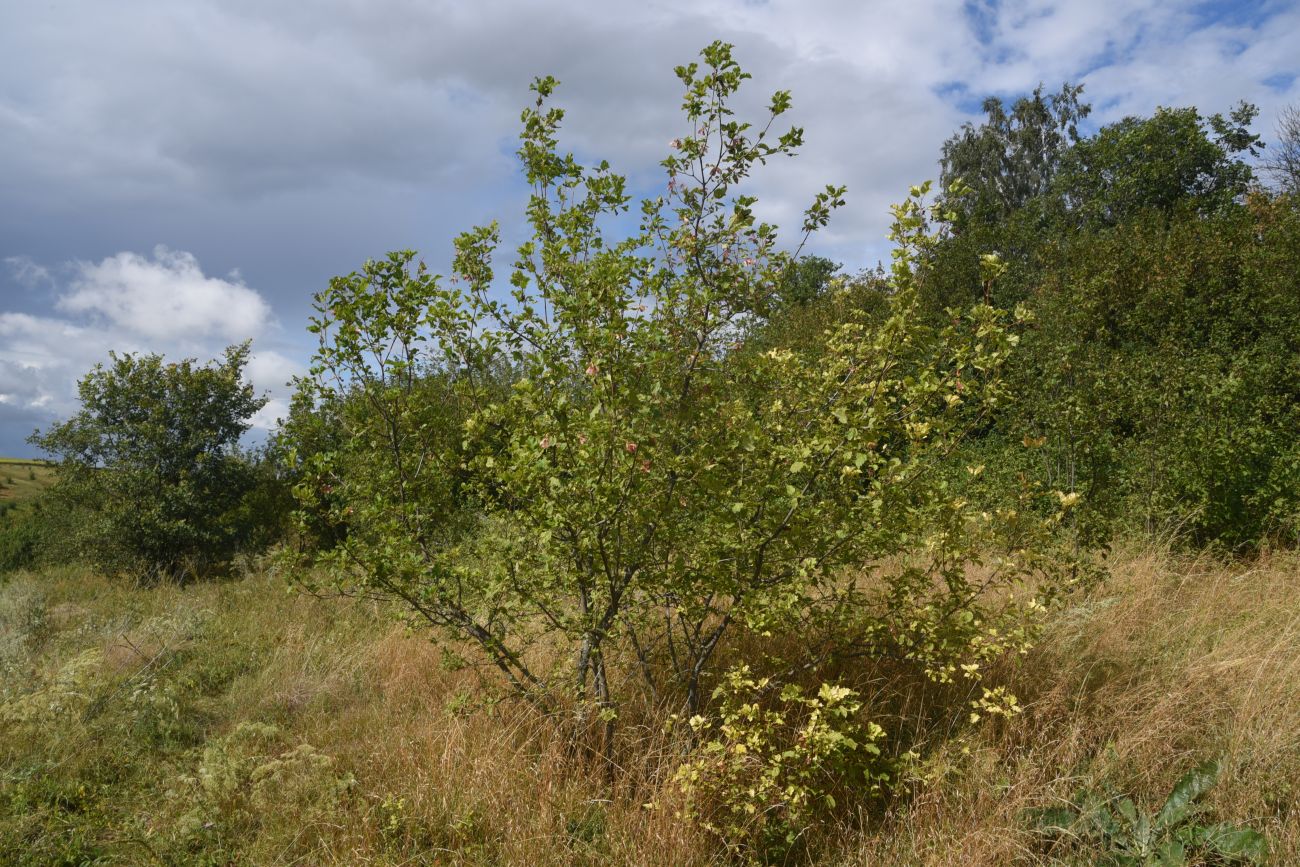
[[918, 86, 1299, 548], [1019, 198, 1300, 547], [30, 344, 266, 582], [290, 44, 1063, 737], [1055, 102, 1262, 226]]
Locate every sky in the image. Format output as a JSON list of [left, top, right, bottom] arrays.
[[2, 0, 1298, 456]]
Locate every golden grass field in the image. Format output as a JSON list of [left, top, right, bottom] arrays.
[[2, 541, 1297, 865]]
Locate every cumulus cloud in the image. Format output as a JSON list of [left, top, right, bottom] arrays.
[[58, 246, 273, 341], [0, 250, 299, 452], [4, 0, 1294, 278]]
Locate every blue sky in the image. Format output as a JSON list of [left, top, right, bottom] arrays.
[[1, 0, 1298, 456]]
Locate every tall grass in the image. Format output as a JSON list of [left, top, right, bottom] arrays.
[[838, 544, 1300, 864], [2, 545, 1296, 864]]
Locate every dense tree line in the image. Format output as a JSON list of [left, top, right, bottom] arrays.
[[917, 88, 1299, 548]]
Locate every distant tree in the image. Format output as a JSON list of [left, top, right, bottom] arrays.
[[1055, 102, 1262, 225], [1263, 103, 1300, 195], [925, 83, 1092, 316], [925, 97, 1265, 313], [771, 255, 839, 310], [30, 344, 266, 582], [940, 82, 1090, 223]]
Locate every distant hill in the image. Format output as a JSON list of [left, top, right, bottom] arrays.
[[0, 458, 56, 507]]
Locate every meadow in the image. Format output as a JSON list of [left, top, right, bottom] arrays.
[[0, 460, 55, 506], [4, 44, 1299, 866], [2, 545, 1295, 864]]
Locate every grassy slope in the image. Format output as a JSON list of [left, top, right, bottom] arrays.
[[0, 459, 55, 506], [1, 547, 1297, 865], [0, 461, 56, 571]]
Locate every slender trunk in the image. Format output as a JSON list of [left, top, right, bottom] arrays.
[[684, 612, 732, 716], [590, 650, 618, 776], [575, 578, 593, 701]]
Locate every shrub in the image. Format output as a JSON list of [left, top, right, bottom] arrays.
[[0, 504, 47, 575], [672, 666, 890, 861], [289, 44, 1068, 750], [1003, 199, 1300, 547], [29, 344, 268, 582], [915, 87, 1300, 550], [172, 722, 355, 855]]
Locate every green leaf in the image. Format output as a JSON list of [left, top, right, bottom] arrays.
[[1200, 824, 1268, 862], [1029, 806, 1078, 834], [1115, 796, 1139, 830], [1155, 758, 1220, 831], [1153, 838, 1187, 866]]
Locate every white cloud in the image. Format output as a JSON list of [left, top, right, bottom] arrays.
[[0, 251, 299, 439], [1078, 5, 1300, 129], [58, 246, 273, 341], [2, 0, 1296, 280], [250, 398, 291, 435], [245, 349, 301, 394]]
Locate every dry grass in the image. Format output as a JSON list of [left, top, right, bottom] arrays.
[[837, 544, 1300, 865], [2, 543, 1297, 864]]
